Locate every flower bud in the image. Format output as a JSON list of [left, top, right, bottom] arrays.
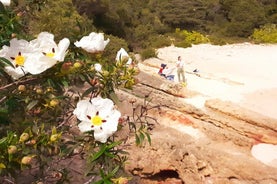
[[19, 133, 29, 143], [73, 62, 82, 69], [18, 85, 26, 91], [35, 88, 43, 94], [61, 62, 73, 74], [21, 156, 32, 165], [8, 145, 17, 154], [17, 12, 23, 17], [26, 139, 36, 145], [102, 71, 109, 77], [11, 33, 17, 38], [46, 87, 53, 93], [49, 99, 59, 107], [50, 134, 59, 142]]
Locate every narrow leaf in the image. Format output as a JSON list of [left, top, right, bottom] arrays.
[[26, 100, 38, 111], [0, 57, 14, 68], [91, 145, 107, 161]]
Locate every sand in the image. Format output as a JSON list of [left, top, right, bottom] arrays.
[[156, 43, 277, 120], [154, 43, 277, 168]]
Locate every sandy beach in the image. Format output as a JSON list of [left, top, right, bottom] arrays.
[[155, 43, 277, 120]]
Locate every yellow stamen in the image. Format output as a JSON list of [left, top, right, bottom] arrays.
[[15, 55, 25, 66], [45, 52, 55, 57], [91, 115, 103, 126]]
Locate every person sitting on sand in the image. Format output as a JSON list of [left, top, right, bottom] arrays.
[[158, 63, 167, 77], [162, 66, 175, 81]]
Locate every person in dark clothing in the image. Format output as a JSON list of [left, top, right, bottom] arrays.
[[158, 63, 167, 77]]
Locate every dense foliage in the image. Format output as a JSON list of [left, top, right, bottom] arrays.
[[73, 0, 277, 49], [0, 1, 152, 183]]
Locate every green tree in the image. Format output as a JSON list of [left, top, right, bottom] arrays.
[[24, 0, 95, 41], [218, 0, 266, 37]]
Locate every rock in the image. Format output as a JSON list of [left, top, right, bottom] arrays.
[[116, 60, 277, 184]]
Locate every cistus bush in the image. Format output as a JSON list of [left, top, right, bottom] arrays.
[[251, 24, 277, 43]]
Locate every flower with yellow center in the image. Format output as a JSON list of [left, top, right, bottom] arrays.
[[0, 33, 69, 79], [30, 32, 69, 61], [12, 52, 25, 66], [0, 38, 30, 79], [73, 97, 121, 143], [27, 32, 70, 74]]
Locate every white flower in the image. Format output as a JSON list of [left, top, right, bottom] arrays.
[[74, 32, 110, 53], [116, 48, 132, 65], [73, 97, 121, 143], [0, 0, 10, 6], [94, 63, 102, 72], [0, 32, 70, 79], [30, 32, 70, 62], [0, 38, 32, 79]]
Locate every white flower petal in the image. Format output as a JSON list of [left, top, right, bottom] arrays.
[[90, 97, 114, 117], [74, 32, 109, 53], [24, 54, 57, 74], [73, 97, 121, 143], [54, 38, 70, 61], [73, 100, 96, 122], [78, 121, 93, 133], [94, 129, 111, 143], [4, 66, 26, 80], [116, 48, 129, 61], [0, 0, 10, 6], [30, 32, 69, 62], [0, 34, 68, 77], [116, 48, 132, 65], [127, 58, 133, 65]]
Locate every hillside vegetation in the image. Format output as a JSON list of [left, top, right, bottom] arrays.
[[2, 0, 277, 54]]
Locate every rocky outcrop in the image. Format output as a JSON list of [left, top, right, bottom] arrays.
[[116, 61, 277, 184]]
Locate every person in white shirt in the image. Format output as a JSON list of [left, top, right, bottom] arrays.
[[162, 66, 175, 81], [176, 56, 185, 83]]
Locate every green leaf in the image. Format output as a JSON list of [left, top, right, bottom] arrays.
[[0, 137, 7, 145], [91, 145, 107, 162], [110, 165, 120, 176], [146, 132, 151, 145], [135, 134, 140, 145], [0, 163, 6, 169], [0, 57, 14, 68], [26, 100, 38, 111], [104, 151, 116, 158], [106, 141, 121, 149], [139, 132, 145, 142], [81, 87, 95, 98], [109, 92, 119, 105], [61, 79, 69, 87]]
